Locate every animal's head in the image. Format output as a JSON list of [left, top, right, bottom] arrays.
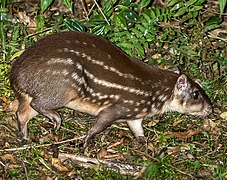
[[167, 74, 212, 117]]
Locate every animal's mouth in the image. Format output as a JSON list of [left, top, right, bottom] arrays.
[[189, 106, 213, 118], [198, 108, 213, 118], [204, 106, 213, 116], [186, 106, 212, 118]]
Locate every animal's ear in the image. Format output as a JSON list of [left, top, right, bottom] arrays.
[[175, 74, 188, 92]]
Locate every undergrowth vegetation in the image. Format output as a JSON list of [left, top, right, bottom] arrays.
[[0, 0, 226, 179]]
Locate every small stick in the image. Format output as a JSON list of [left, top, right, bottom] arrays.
[[93, 0, 110, 26], [0, 136, 85, 152], [58, 152, 142, 176]]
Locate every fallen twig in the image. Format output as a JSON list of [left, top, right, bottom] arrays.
[[0, 136, 85, 152], [58, 153, 143, 176]]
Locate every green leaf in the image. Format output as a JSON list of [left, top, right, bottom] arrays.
[[219, 0, 227, 15], [194, 0, 206, 6], [62, 0, 73, 12], [173, 7, 187, 17], [118, 42, 134, 49], [120, 9, 138, 24], [63, 19, 85, 32], [168, 0, 179, 7], [115, 5, 129, 11], [10, 50, 25, 61], [86, 14, 106, 26], [140, 12, 151, 23], [134, 43, 145, 56], [120, 0, 133, 6], [11, 25, 20, 42], [149, 9, 157, 19], [131, 28, 143, 38], [109, 31, 130, 41], [154, 8, 160, 17], [141, 0, 151, 8], [113, 13, 127, 30], [145, 32, 156, 42], [205, 16, 222, 26], [190, 5, 203, 11], [0, 23, 6, 50], [103, 0, 117, 13], [145, 164, 159, 178], [135, 24, 146, 33], [91, 24, 106, 35], [204, 24, 220, 32], [141, 20, 150, 29], [192, 11, 198, 18], [185, 0, 197, 7], [170, 2, 184, 11], [41, 0, 54, 13], [36, 15, 45, 31]]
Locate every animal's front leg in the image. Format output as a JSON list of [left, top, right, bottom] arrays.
[[127, 119, 147, 144]]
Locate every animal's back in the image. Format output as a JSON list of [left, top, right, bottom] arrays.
[[11, 31, 177, 109]]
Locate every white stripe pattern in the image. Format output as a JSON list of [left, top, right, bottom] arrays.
[[84, 69, 151, 96], [62, 48, 143, 82], [47, 57, 74, 65]]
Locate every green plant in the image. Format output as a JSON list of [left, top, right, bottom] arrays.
[[145, 158, 174, 179], [0, 1, 28, 97], [219, 0, 227, 15]]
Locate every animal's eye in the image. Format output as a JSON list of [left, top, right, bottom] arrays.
[[192, 90, 200, 99]]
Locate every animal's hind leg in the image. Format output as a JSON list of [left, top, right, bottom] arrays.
[[30, 100, 62, 130], [16, 94, 38, 141], [84, 104, 129, 147]]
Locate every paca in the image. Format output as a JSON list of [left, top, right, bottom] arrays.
[[10, 31, 212, 147]]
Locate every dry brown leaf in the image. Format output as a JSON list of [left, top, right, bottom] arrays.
[[46, 177, 53, 180], [167, 146, 181, 155], [39, 133, 55, 144], [67, 171, 75, 177], [198, 169, 211, 177], [187, 153, 195, 160], [7, 100, 19, 113], [172, 119, 183, 126], [163, 44, 169, 49], [147, 142, 155, 152], [96, 147, 108, 159], [168, 130, 201, 140], [147, 120, 159, 127], [1, 154, 17, 164], [51, 157, 59, 165], [17, 12, 36, 32], [3, 116, 18, 130], [100, 153, 126, 161], [8, 164, 21, 169], [52, 158, 69, 172], [107, 138, 124, 149], [159, 151, 165, 159], [203, 119, 216, 131], [40, 150, 51, 159]]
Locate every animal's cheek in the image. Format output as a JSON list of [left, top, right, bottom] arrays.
[[184, 99, 204, 113]]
